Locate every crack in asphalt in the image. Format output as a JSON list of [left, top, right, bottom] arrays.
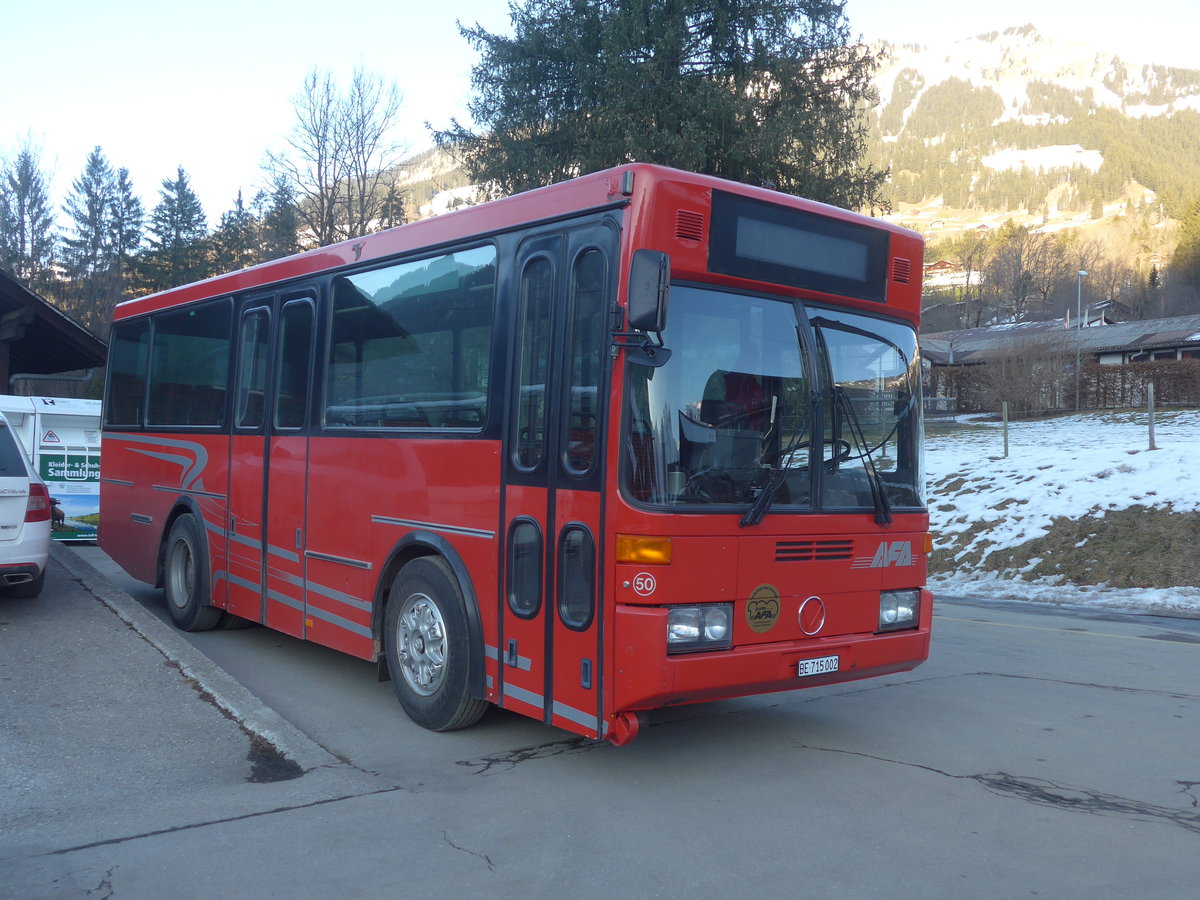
[[41, 786, 406, 858], [442, 830, 495, 872], [456, 737, 602, 774], [797, 743, 1200, 834], [975, 671, 1200, 701], [1178, 781, 1200, 809]]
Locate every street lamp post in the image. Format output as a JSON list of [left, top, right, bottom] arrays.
[[1074, 269, 1087, 411]]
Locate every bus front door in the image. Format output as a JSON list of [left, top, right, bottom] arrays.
[[227, 293, 316, 635], [502, 226, 612, 738]]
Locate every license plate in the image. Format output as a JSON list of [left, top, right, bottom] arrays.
[[797, 655, 839, 677]]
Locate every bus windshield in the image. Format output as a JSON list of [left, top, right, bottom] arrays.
[[622, 285, 923, 515]]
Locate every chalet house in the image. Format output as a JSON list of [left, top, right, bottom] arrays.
[[921, 313, 1200, 368], [923, 260, 960, 277]]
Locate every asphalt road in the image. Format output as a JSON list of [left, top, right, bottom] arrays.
[[3, 544, 1198, 898]]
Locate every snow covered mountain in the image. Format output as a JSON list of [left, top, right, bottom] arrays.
[[874, 24, 1200, 137]]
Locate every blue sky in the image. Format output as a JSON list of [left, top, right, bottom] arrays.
[[3, 0, 1195, 220]]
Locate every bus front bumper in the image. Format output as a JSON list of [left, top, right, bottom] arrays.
[[611, 602, 931, 713]]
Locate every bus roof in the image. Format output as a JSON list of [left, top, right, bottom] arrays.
[[115, 164, 919, 320]]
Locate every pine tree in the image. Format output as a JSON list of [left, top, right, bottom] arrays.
[[437, 0, 886, 209], [141, 167, 209, 292], [61, 147, 118, 323], [0, 143, 57, 291], [257, 176, 301, 261], [211, 191, 257, 272], [110, 167, 145, 299], [379, 180, 407, 230], [1171, 201, 1200, 294]]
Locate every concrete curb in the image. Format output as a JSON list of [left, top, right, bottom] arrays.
[[51, 542, 341, 773]]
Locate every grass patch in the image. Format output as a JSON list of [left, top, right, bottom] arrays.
[[968, 506, 1200, 588]]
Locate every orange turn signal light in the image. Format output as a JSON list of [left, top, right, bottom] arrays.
[[615, 534, 672, 565]]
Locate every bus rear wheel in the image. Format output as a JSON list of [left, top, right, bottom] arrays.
[[164, 514, 221, 632], [385, 556, 486, 732]]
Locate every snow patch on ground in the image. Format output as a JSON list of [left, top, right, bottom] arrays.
[[926, 408, 1200, 617]]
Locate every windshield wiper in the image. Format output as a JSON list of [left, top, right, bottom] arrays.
[[835, 387, 892, 526], [740, 399, 812, 528]]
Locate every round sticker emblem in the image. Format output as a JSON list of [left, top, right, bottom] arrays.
[[632, 572, 657, 597], [746, 584, 781, 633], [798, 595, 827, 636]]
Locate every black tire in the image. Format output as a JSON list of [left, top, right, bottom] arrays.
[[163, 514, 221, 632], [384, 556, 487, 732], [216, 611, 258, 629], [8, 568, 45, 598]]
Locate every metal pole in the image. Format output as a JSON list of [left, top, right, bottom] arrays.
[[1002, 401, 1009, 458], [1148, 383, 1157, 451], [1074, 270, 1087, 412]]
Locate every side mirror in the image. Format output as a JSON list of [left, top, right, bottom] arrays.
[[628, 249, 670, 333]]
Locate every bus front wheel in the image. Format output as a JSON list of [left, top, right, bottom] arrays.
[[164, 514, 221, 632], [385, 556, 487, 732]]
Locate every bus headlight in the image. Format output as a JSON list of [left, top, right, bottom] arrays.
[[667, 604, 733, 654], [879, 589, 919, 632]]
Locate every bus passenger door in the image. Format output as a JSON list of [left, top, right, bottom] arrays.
[[227, 292, 316, 635], [227, 300, 272, 622], [502, 226, 612, 738]]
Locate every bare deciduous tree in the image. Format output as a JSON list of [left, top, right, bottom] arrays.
[[265, 67, 405, 247]]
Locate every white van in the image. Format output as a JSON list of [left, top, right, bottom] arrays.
[[0, 410, 51, 597]]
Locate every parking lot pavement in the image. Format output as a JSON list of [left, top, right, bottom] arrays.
[[0, 545, 372, 895]]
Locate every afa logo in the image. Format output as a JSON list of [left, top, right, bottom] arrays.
[[852, 540, 916, 569], [746, 583, 781, 633]]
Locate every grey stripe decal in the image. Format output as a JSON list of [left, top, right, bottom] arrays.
[[553, 700, 598, 730], [483, 643, 532, 671], [117, 433, 210, 492], [371, 515, 495, 540], [228, 570, 371, 634], [503, 682, 545, 711], [130, 513, 153, 525], [224, 531, 300, 565], [267, 587, 303, 611], [273, 569, 372, 613], [267, 543, 300, 564], [226, 572, 262, 593], [229, 531, 260, 551], [101, 477, 134, 487], [304, 604, 372, 638]]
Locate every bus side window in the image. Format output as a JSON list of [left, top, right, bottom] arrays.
[[513, 256, 553, 467], [563, 248, 606, 475], [235, 309, 270, 430], [326, 247, 496, 430], [104, 320, 150, 427], [146, 300, 232, 428], [275, 301, 314, 430]]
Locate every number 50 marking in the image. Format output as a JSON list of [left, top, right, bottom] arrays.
[[633, 572, 657, 596]]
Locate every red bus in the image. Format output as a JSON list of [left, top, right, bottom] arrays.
[[100, 164, 930, 744]]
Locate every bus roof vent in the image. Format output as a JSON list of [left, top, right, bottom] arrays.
[[675, 210, 706, 242], [776, 539, 854, 563], [891, 257, 912, 284]]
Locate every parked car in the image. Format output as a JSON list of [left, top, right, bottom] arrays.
[[0, 410, 51, 597]]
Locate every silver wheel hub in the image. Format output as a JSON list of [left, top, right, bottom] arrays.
[[397, 592, 447, 696], [168, 540, 194, 609]]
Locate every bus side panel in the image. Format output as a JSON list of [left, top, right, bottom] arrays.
[[99, 432, 230, 593], [303, 435, 503, 662]]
